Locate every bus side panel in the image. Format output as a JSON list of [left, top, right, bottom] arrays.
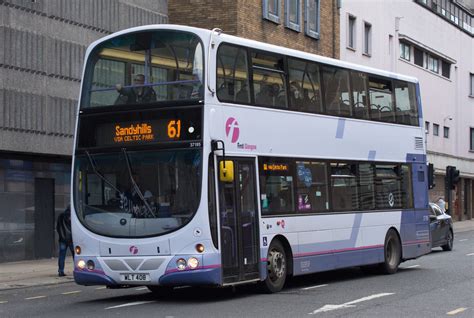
[[399, 154, 430, 260]]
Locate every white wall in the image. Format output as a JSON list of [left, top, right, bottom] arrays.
[[340, 0, 474, 178]]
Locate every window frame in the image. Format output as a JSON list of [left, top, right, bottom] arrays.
[[433, 123, 440, 136], [470, 127, 474, 151], [470, 73, 474, 97], [425, 121, 430, 134], [347, 14, 357, 50], [263, 0, 282, 24], [285, 0, 302, 32], [304, 0, 320, 39], [443, 126, 449, 138], [399, 42, 411, 61], [363, 21, 372, 56]]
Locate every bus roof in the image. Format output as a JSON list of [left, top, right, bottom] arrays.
[[85, 24, 419, 84]]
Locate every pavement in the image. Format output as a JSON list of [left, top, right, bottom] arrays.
[[0, 219, 472, 291]]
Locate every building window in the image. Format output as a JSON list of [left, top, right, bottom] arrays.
[[433, 123, 439, 136], [285, 0, 301, 31], [444, 126, 449, 138], [470, 128, 474, 151], [427, 55, 439, 73], [399, 42, 410, 61], [364, 22, 372, 56], [441, 61, 451, 79], [347, 14, 356, 49], [425, 121, 430, 134], [304, 0, 320, 39], [414, 47, 424, 67], [470, 73, 474, 96], [263, 0, 281, 24]]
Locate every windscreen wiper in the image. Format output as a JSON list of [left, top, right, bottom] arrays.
[[85, 151, 123, 196], [121, 148, 156, 218]]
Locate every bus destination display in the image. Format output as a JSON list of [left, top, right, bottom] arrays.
[[77, 108, 201, 148]]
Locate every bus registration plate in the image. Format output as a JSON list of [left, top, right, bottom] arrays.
[[120, 273, 150, 282]]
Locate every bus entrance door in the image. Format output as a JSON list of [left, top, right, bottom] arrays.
[[218, 158, 260, 284]]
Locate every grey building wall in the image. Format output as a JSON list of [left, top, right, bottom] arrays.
[[0, 0, 168, 156]]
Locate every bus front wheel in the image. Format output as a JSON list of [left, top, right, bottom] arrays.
[[261, 240, 287, 293], [380, 229, 401, 274]]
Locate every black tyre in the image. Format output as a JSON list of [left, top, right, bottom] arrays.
[[147, 285, 174, 297], [260, 240, 287, 293], [441, 230, 454, 251], [379, 229, 401, 274]]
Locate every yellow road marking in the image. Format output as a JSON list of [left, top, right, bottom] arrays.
[[62, 291, 81, 295], [447, 307, 467, 315], [25, 296, 46, 300]]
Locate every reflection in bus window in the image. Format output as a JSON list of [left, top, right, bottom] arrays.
[[259, 160, 294, 215], [351, 71, 370, 119], [252, 52, 287, 108], [288, 59, 323, 113], [359, 163, 375, 209], [395, 81, 418, 126], [369, 77, 395, 123], [375, 164, 401, 209], [330, 163, 359, 211], [217, 44, 250, 104], [295, 161, 329, 212], [322, 66, 352, 117], [83, 30, 204, 108]]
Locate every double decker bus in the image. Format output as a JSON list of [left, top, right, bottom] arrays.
[[72, 25, 431, 293]]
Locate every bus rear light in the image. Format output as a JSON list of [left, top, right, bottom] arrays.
[[86, 260, 95, 270], [75, 246, 82, 255], [187, 257, 199, 269], [176, 258, 187, 271], [77, 259, 86, 270], [195, 244, 204, 253]]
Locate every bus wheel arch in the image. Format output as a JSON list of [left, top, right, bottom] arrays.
[[260, 236, 293, 293]]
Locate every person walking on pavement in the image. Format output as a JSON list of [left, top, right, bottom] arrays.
[[57, 204, 74, 277]]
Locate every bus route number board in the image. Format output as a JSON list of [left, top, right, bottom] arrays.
[[120, 273, 151, 282]]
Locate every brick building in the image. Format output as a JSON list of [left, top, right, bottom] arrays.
[[0, 0, 167, 263], [169, 0, 340, 59]]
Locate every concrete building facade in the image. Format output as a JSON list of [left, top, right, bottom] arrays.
[[0, 0, 167, 263], [169, 0, 340, 59], [339, 0, 473, 220]]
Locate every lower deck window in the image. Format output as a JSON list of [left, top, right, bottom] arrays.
[[259, 157, 414, 216]]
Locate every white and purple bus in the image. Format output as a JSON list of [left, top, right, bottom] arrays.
[[72, 25, 431, 293]]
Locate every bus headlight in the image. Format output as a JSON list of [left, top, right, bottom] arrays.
[[75, 246, 81, 255], [176, 258, 187, 271], [77, 259, 86, 270], [187, 257, 199, 269]]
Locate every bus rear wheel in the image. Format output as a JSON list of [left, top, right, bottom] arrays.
[[379, 229, 401, 274], [261, 240, 287, 293]]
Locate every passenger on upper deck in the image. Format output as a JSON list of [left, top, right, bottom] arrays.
[[115, 74, 157, 105]]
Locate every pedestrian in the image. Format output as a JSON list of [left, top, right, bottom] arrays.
[[56, 204, 74, 277]]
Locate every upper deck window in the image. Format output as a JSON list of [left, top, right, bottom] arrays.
[[81, 30, 204, 108]]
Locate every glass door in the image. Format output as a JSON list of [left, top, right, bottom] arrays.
[[218, 158, 260, 284]]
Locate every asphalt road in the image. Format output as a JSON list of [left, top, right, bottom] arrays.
[[1, 230, 473, 318]]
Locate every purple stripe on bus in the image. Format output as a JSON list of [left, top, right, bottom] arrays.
[[75, 268, 106, 275], [294, 244, 384, 258], [164, 264, 221, 275], [335, 118, 346, 139], [368, 150, 376, 160], [402, 239, 430, 245]]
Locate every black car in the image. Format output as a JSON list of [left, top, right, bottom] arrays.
[[429, 203, 453, 251]]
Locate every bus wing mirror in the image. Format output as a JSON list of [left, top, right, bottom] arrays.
[[219, 161, 234, 182]]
